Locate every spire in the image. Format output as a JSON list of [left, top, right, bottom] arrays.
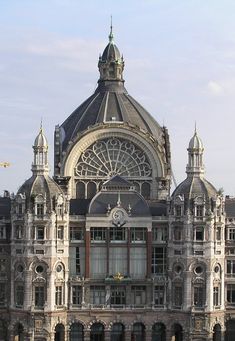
[[186, 128, 204, 177], [98, 23, 124, 83], [32, 123, 49, 175], [109, 15, 114, 43]]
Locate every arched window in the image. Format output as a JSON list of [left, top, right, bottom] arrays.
[[90, 323, 104, 341], [76, 182, 85, 199], [70, 323, 84, 341], [14, 323, 24, 341], [111, 323, 125, 341], [141, 182, 150, 200], [173, 324, 183, 341], [87, 182, 97, 199], [55, 324, 65, 341], [152, 323, 166, 341], [213, 324, 221, 341], [131, 323, 145, 341]]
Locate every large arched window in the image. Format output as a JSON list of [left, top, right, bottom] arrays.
[[131, 323, 145, 341], [90, 323, 104, 341], [55, 324, 65, 341], [111, 323, 125, 341], [173, 324, 183, 341], [152, 323, 166, 341], [213, 324, 221, 341], [70, 323, 84, 341]]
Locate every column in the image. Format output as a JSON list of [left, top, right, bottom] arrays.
[[146, 227, 152, 278], [105, 329, 111, 341], [127, 227, 130, 276], [125, 330, 132, 341], [106, 227, 110, 276], [145, 329, 152, 341], [49, 331, 55, 341], [166, 328, 173, 341], [85, 228, 90, 278], [84, 330, 90, 341]]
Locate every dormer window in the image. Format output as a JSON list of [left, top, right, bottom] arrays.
[[15, 226, 23, 239], [196, 205, 204, 217], [175, 205, 182, 217], [36, 203, 44, 217]]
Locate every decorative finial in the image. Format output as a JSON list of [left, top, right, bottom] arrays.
[[194, 121, 197, 135], [109, 15, 114, 43], [117, 191, 121, 207], [40, 118, 43, 133]]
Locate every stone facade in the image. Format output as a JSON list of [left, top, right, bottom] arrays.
[[0, 28, 235, 341]]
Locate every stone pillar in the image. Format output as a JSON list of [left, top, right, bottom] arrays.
[[146, 228, 152, 278], [166, 328, 173, 341], [183, 270, 192, 310], [49, 331, 55, 341], [84, 330, 90, 341], [85, 229, 90, 278], [145, 329, 152, 341], [125, 330, 132, 341], [127, 227, 130, 276], [106, 227, 110, 276], [105, 329, 111, 341]]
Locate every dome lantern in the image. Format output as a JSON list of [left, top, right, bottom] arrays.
[[186, 127, 204, 177], [32, 123, 49, 175]]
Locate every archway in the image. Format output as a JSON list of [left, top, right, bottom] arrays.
[[213, 324, 221, 341], [14, 323, 24, 341], [90, 323, 104, 341], [111, 323, 125, 341], [225, 320, 235, 341], [131, 323, 145, 341], [55, 324, 65, 341], [173, 324, 183, 341], [152, 323, 166, 341], [70, 323, 84, 341], [0, 320, 7, 341]]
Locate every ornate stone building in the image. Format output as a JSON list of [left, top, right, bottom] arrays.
[[0, 27, 235, 341]]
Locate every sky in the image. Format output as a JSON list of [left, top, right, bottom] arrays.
[[0, 0, 235, 195]]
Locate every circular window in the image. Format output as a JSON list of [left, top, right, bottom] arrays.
[[195, 266, 203, 275], [17, 265, 24, 273], [175, 265, 182, 274], [214, 266, 220, 273], [36, 265, 44, 274], [56, 264, 63, 273]]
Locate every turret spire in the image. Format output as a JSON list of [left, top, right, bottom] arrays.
[[109, 15, 114, 43], [32, 123, 49, 175], [186, 127, 204, 177]]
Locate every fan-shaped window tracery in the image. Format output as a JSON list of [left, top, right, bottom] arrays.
[[75, 138, 152, 179]]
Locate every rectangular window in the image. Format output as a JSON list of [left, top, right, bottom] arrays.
[[195, 227, 204, 241], [18, 203, 23, 215], [72, 285, 81, 305], [55, 286, 63, 306], [194, 285, 204, 307], [0, 283, 6, 305], [227, 284, 235, 304], [131, 286, 146, 305], [153, 228, 167, 242], [35, 286, 45, 308], [15, 285, 24, 307], [213, 286, 220, 307], [216, 227, 221, 240], [36, 203, 44, 217], [154, 285, 165, 306], [15, 226, 23, 239], [57, 226, 64, 240], [174, 227, 182, 241], [175, 205, 182, 216], [76, 247, 80, 274], [70, 227, 84, 241], [228, 229, 235, 241], [0, 226, 6, 239], [151, 247, 166, 274], [196, 205, 204, 217], [90, 285, 106, 305], [91, 227, 106, 242], [174, 285, 183, 308], [131, 228, 146, 242], [110, 286, 126, 305], [227, 260, 235, 277], [110, 227, 126, 241], [36, 227, 44, 240]]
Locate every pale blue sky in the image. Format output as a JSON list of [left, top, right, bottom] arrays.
[[0, 0, 235, 194]]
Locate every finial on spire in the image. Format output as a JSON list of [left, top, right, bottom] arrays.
[[109, 15, 114, 43], [194, 121, 197, 135], [40, 118, 43, 133]]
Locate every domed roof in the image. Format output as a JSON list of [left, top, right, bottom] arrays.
[[34, 126, 48, 148], [172, 176, 217, 200], [59, 29, 163, 152], [18, 175, 63, 210], [188, 131, 203, 150]]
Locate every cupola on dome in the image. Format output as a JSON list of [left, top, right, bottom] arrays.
[[188, 131, 203, 150]]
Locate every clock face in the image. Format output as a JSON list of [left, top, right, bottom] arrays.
[[112, 209, 125, 225]]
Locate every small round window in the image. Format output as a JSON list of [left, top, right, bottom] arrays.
[[36, 265, 44, 274], [214, 266, 220, 273], [175, 265, 182, 274], [195, 266, 203, 275], [17, 265, 24, 273], [56, 264, 63, 273]]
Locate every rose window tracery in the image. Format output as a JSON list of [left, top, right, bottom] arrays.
[[75, 138, 152, 179]]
